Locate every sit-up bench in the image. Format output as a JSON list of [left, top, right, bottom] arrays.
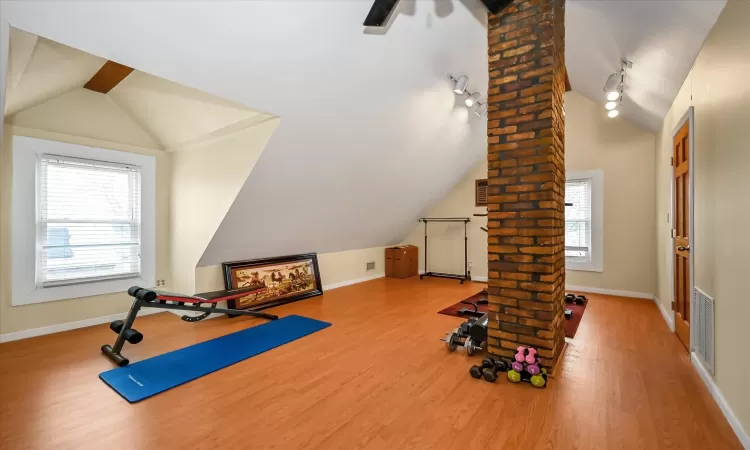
[[101, 286, 278, 366]]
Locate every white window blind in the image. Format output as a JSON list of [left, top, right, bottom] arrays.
[[565, 178, 592, 262], [38, 154, 142, 286]]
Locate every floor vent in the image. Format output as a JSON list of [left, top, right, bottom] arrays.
[[366, 261, 376, 271], [693, 287, 714, 374]]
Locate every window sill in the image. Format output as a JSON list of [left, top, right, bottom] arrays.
[[566, 260, 603, 273], [12, 275, 153, 307]]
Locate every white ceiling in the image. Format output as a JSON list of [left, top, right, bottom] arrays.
[[567, 0, 726, 130], [0, 0, 726, 266], [4, 28, 272, 152]]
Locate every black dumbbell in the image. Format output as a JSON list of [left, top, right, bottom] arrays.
[[110, 320, 124, 333], [122, 329, 143, 344], [483, 360, 509, 383], [565, 309, 573, 320], [575, 295, 587, 305], [470, 357, 496, 379], [565, 293, 576, 303]]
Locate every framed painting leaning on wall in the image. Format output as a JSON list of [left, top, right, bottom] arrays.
[[222, 253, 323, 311]]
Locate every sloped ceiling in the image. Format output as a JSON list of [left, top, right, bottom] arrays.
[[108, 71, 268, 150], [4, 27, 105, 116], [0, 0, 725, 267], [567, 0, 726, 131], [9, 87, 163, 149], [3, 28, 273, 152]]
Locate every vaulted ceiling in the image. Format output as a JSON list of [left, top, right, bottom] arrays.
[[1, 0, 725, 267], [4, 28, 271, 152]]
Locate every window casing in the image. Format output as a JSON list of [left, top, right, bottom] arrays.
[[565, 170, 603, 272]]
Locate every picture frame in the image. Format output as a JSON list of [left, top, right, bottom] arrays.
[[222, 253, 323, 311]]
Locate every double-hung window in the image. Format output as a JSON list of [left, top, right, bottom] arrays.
[[565, 170, 603, 272], [38, 155, 142, 286], [12, 135, 155, 306]]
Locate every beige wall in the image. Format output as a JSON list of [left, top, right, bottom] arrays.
[[565, 91, 656, 294], [655, 0, 750, 435], [169, 118, 279, 294], [401, 161, 488, 279], [402, 91, 656, 294], [0, 124, 171, 334], [195, 246, 387, 293]]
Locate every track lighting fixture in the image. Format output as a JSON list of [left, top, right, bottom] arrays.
[[452, 75, 469, 94], [465, 92, 480, 107], [448, 74, 486, 118], [602, 58, 632, 119]]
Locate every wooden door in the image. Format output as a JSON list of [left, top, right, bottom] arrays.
[[673, 121, 690, 350]]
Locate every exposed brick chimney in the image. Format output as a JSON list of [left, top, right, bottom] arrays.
[[485, 0, 566, 370]]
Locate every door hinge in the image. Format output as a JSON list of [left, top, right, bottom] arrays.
[[671, 229, 676, 238], [671, 301, 675, 311], [670, 156, 674, 167]]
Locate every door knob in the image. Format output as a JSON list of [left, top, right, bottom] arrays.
[[677, 245, 690, 252]]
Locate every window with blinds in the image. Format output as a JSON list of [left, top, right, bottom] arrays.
[[565, 178, 592, 262], [38, 154, 142, 286]]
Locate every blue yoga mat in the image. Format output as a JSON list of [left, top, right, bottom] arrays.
[[100, 314, 331, 403]]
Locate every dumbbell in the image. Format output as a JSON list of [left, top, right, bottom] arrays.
[[525, 348, 537, 364], [470, 357, 496, 379], [565, 293, 576, 303], [565, 309, 573, 320], [575, 295, 587, 305], [482, 360, 509, 383]]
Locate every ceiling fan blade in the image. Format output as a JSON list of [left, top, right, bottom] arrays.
[[363, 0, 401, 27]]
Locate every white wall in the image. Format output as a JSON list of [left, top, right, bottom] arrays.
[[0, 1, 490, 267], [655, 0, 750, 438]]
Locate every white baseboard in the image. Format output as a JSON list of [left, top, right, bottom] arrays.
[[471, 275, 488, 282], [691, 353, 750, 449], [0, 309, 163, 343], [323, 273, 385, 291], [653, 296, 675, 331], [565, 284, 655, 300]]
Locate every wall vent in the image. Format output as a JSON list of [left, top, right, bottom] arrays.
[[475, 179, 488, 206], [693, 287, 714, 374], [366, 261, 376, 271]]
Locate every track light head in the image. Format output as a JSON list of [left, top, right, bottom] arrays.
[[605, 101, 617, 111], [603, 72, 621, 93], [474, 102, 488, 117], [608, 109, 619, 118], [453, 75, 469, 94], [465, 92, 481, 107], [606, 91, 620, 101]]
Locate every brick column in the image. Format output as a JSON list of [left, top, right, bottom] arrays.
[[486, 0, 566, 370]]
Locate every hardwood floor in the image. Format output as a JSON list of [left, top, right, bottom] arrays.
[[0, 277, 742, 449]]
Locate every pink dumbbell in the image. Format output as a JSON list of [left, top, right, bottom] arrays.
[[515, 346, 527, 363], [525, 348, 537, 365]]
